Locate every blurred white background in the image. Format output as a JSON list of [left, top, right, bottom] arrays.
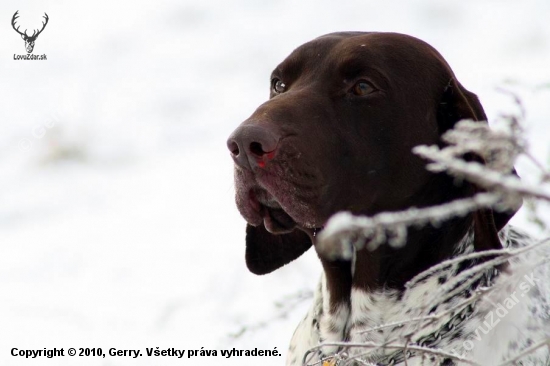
[[1, 0, 549, 365]]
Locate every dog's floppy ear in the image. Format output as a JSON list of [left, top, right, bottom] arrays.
[[437, 77, 487, 135], [437, 77, 521, 251], [245, 224, 312, 275]]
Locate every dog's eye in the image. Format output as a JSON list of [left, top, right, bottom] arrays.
[[351, 80, 376, 96], [272, 78, 286, 94]]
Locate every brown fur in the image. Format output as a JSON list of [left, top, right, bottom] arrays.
[[227, 32, 519, 311]]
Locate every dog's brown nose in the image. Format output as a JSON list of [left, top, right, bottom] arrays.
[[227, 124, 279, 170]]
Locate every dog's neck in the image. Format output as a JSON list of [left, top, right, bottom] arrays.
[[316, 172, 474, 311]]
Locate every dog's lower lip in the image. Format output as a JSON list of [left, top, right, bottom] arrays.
[[263, 207, 296, 234]]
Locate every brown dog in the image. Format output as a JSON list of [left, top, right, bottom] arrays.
[[226, 33, 542, 365]]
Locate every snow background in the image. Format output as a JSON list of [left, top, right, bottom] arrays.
[[0, 0, 549, 365]]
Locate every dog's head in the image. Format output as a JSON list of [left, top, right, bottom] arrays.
[[227, 32, 519, 275]]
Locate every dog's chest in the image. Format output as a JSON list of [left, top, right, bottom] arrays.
[[289, 274, 457, 366], [347, 276, 473, 364], [327, 275, 464, 362], [287, 227, 550, 366], [348, 284, 438, 344]]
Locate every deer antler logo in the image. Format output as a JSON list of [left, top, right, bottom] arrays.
[[12, 11, 49, 54]]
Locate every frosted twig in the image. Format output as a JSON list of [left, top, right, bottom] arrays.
[[406, 236, 547, 286], [317, 193, 502, 258], [303, 341, 481, 366], [358, 286, 487, 335], [414, 242, 550, 317], [414, 146, 550, 202]]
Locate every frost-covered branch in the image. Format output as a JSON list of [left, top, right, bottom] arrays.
[[303, 341, 481, 366], [317, 193, 501, 259], [414, 143, 550, 202]]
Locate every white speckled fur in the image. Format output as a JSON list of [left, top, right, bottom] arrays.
[[287, 226, 550, 365]]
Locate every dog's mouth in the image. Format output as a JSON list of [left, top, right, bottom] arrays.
[[248, 188, 297, 234], [233, 163, 324, 236]]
